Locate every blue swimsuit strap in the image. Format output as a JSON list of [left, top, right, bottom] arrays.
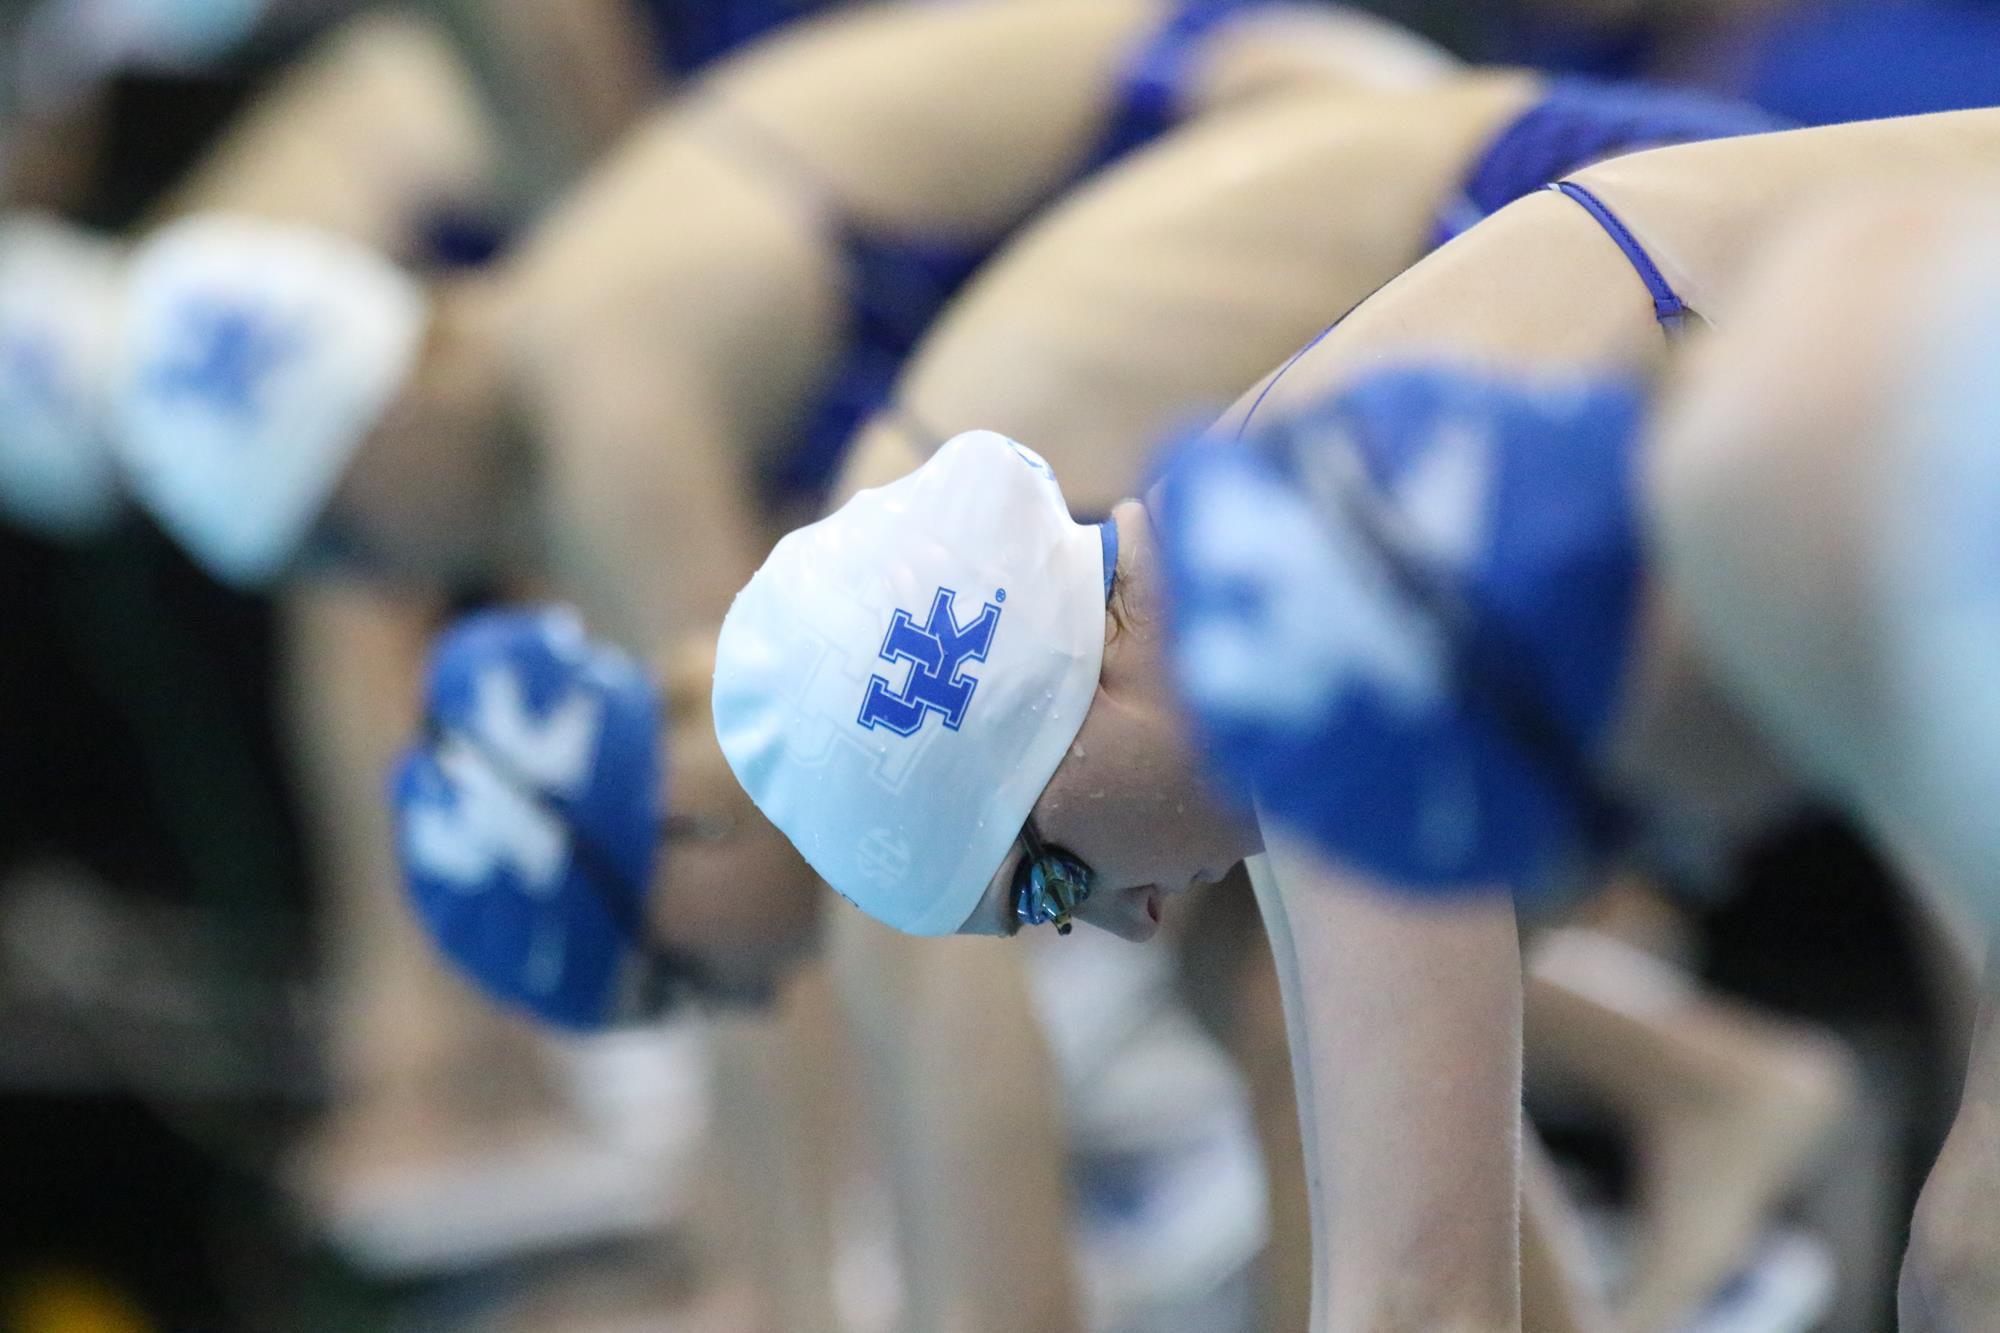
[[1549, 180, 1689, 336]]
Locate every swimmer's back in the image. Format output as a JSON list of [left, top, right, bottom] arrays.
[[1215, 186, 1660, 436], [1223, 107, 2000, 434], [701, 0, 1452, 234], [877, 74, 1538, 506]]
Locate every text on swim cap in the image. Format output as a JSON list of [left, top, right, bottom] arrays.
[[857, 586, 1002, 736], [403, 662, 603, 897]]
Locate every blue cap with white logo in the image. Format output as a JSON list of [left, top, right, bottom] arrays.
[[392, 607, 662, 1030], [1152, 365, 1646, 898]]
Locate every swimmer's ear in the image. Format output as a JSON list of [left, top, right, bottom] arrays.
[[1106, 576, 1135, 646]]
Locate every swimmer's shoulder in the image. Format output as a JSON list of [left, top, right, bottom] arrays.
[[1191, 2, 1461, 107], [1571, 108, 2000, 231], [705, 0, 1159, 119], [1211, 184, 1656, 435], [993, 72, 1533, 245], [695, 0, 1169, 234]]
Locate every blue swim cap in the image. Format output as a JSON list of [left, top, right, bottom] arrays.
[[1151, 365, 1647, 899], [392, 607, 662, 1030]]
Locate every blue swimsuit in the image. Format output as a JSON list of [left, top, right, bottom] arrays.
[[638, 0, 843, 78]]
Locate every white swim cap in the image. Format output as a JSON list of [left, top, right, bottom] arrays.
[[116, 213, 428, 587], [714, 431, 1107, 936], [0, 215, 123, 539]]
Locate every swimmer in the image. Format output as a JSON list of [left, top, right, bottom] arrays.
[[1171, 119, 2000, 1305], [1156, 189, 2000, 1327]]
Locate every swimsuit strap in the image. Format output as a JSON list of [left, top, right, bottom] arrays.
[[1550, 179, 1690, 337]]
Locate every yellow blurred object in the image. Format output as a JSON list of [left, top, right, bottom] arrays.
[[8, 1269, 154, 1333]]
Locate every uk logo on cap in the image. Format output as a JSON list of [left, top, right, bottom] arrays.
[[857, 586, 1003, 736], [142, 299, 303, 423]]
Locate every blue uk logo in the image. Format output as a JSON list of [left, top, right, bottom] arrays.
[[145, 300, 304, 422], [857, 587, 1002, 736]]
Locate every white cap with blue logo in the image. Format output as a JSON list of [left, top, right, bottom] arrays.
[[114, 212, 428, 587], [0, 215, 124, 539], [713, 430, 1107, 936]]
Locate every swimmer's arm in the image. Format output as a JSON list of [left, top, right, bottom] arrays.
[[703, 986, 849, 1333], [1250, 835, 1524, 1333], [528, 328, 778, 657], [278, 582, 450, 1074], [828, 910, 1087, 1333]]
